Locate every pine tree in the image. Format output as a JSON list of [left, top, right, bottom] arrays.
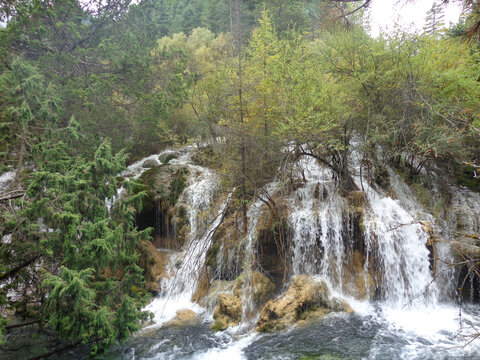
[[424, 1, 446, 36]]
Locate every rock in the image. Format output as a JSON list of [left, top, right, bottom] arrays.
[[342, 250, 375, 300], [137, 240, 168, 294], [142, 158, 159, 168], [192, 266, 211, 304], [451, 234, 480, 258], [136, 165, 189, 248], [212, 293, 242, 331], [210, 272, 275, 331], [158, 151, 180, 164], [256, 275, 353, 332], [233, 272, 275, 303], [165, 309, 198, 327]]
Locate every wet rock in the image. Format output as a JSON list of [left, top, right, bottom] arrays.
[[256, 275, 353, 332], [256, 198, 290, 288], [165, 309, 199, 327], [212, 293, 242, 331], [342, 250, 375, 300], [142, 158, 159, 168], [137, 240, 168, 294], [159, 151, 180, 164], [192, 266, 211, 304], [210, 272, 275, 331], [233, 272, 275, 303], [136, 165, 189, 249]]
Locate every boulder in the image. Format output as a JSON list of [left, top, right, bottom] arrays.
[[210, 272, 275, 331], [165, 309, 199, 327], [212, 293, 242, 331], [158, 151, 180, 164], [233, 272, 276, 303], [142, 158, 159, 168], [256, 275, 353, 332]]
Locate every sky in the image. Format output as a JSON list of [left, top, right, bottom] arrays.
[[367, 0, 464, 36]]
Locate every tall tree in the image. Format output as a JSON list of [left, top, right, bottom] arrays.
[[425, 1, 446, 35]]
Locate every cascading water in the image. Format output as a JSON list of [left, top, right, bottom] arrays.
[[100, 143, 480, 360], [362, 184, 437, 306], [144, 157, 234, 326], [289, 156, 346, 291], [240, 182, 280, 325]]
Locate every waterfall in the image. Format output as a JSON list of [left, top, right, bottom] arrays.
[[363, 190, 436, 305], [289, 156, 346, 291], [285, 144, 443, 308], [145, 161, 233, 326], [101, 145, 480, 359], [240, 182, 280, 324]]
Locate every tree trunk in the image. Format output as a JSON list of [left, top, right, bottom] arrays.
[[231, 0, 247, 231]]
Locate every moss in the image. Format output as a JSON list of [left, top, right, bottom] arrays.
[[176, 204, 187, 220], [168, 168, 188, 205], [259, 322, 276, 333], [211, 319, 227, 332], [160, 153, 177, 164]]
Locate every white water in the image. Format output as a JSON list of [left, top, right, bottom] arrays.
[[281, 143, 480, 358], [192, 332, 258, 360], [240, 182, 280, 324], [144, 151, 234, 326], [289, 156, 346, 292], [117, 144, 480, 359]]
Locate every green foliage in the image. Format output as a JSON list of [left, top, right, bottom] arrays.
[[320, 26, 480, 172], [1, 136, 150, 352]]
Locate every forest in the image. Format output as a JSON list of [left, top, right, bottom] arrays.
[[1, 0, 480, 359]]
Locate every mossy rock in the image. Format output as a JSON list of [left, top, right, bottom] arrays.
[[206, 241, 220, 268], [233, 272, 275, 304], [137, 165, 189, 212], [256, 275, 353, 333], [211, 318, 228, 332], [142, 158, 160, 168], [159, 151, 180, 164]]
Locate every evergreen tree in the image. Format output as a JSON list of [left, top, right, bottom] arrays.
[[424, 1, 446, 36], [1, 138, 151, 353]]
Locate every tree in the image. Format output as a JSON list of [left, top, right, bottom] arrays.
[[425, 1, 446, 36], [0, 59, 63, 184], [1, 139, 151, 353]]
